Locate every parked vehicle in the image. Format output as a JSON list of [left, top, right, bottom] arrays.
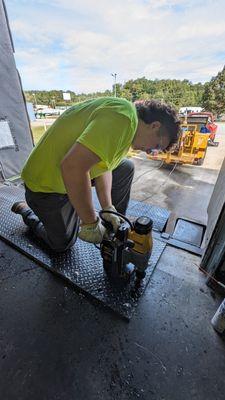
[[187, 112, 218, 144], [35, 107, 66, 118]]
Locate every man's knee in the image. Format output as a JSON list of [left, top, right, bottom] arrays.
[[50, 240, 75, 253], [48, 234, 77, 253], [51, 244, 70, 253]]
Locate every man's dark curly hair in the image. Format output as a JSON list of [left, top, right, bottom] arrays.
[[135, 100, 181, 146]]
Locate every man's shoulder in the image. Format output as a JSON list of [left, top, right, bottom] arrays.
[[92, 96, 131, 106], [95, 97, 136, 119]]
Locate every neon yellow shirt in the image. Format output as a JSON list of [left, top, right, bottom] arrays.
[[21, 97, 138, 193]]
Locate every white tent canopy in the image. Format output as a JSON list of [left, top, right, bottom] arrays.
[[0, 0, 33, 181]]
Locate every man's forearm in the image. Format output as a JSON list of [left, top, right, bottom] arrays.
[[62, 169, 97, 224], [95, 171, 112, 209]]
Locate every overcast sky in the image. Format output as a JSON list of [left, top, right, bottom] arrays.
[[5, 0, 225, 93]]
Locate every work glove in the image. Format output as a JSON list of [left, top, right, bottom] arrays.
[[101, 205, 122, 233], [78, 218, 106, 244]]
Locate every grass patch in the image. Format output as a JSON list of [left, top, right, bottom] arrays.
[[31, 125, 46, 144]]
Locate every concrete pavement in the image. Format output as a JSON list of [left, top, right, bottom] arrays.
[[131, 123, 225, 228]]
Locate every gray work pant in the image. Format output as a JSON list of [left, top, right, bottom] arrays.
[[22, 158, 134, 252]]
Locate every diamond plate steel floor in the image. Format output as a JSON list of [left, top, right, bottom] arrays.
[[92, 190, 170, 232], [0, 185, 167, 319]]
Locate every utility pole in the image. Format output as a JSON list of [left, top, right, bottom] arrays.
[[111, 73, 117, 97], [32, 93, 37, 109], [52, 96, 56, 108]]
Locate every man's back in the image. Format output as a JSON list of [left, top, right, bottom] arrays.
[[21, 97, 138, 194]]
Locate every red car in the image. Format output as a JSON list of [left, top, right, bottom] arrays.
[[187, 112, 218, 142]]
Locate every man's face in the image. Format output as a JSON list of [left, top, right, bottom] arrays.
[[144, 124, 171, 154]]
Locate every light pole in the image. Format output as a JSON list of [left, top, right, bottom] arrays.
[[111, 73, 117, 97], [52, 96, 56, 109], [32, 93, 37, 108]]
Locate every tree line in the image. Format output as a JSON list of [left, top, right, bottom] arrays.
[[24, 66, 225, 115]]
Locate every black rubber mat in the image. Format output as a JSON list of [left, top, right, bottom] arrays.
[[0, 185, 166, 319]]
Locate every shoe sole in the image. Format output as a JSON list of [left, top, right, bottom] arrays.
[[11, 202, 26, 214]]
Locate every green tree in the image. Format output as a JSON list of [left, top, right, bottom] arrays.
[[202, 66, 225, 114], [24, 75, 210, 111]]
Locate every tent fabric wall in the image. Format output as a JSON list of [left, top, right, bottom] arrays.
[[0, 0, 33, 181]]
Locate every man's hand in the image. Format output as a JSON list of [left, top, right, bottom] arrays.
[[78, 218, 106, 244], [101, 205, 122, 233]]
